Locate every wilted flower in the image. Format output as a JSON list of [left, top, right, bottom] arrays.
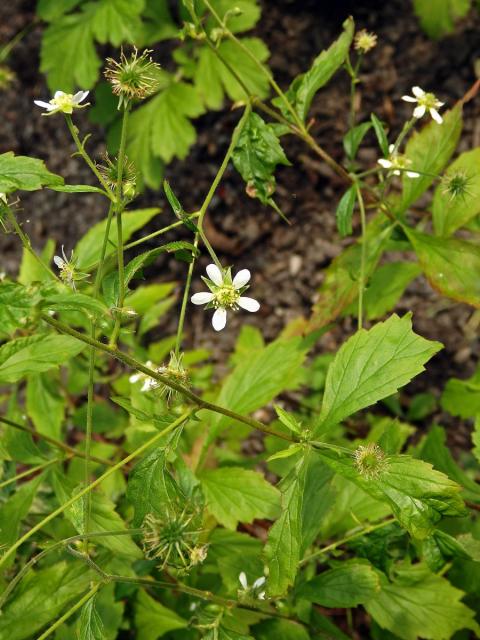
[[34, 90, 89, 116], [53, 246, 88, 290], [97, 153, 137, 200], [377, 144, 420, 178], [129, 352, 189, 403], [354, 29, 377, 53], [402, 86, 444, 123], [238, 572, 267, 600], [354, 443, 387, 479], [105, 47, 162, 108], [191, 264, 260, 331]]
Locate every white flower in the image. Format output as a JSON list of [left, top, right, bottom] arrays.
[[238, 572, 267, 600], [129, 361, 158, 392], [402, 86, 444, 123], [54, 245, 88, 290], [0, 193, 7, 204], [377, 144, 420, 178], [34, 90, 89, 116], [191, 264, 260, 331]]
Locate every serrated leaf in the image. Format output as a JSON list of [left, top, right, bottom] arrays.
[[405, 227, 480, 307], [366, 564, 480, 640], [233, 111, 289, 205], [77, 595, 105, 640], [134, 590, 187, 640], [432, 148, 480, 235], [399, 105, 462, 213], [274, 406, 303, 434], [89, 0, 144, 45], [275, 17, 354, 122], [335, 186, 356, 237], [0, 334, 85, 383], [0, 152, 63, 194], [199, 467, 281, 529], [315, 314, 442, 434], [74, 208, 160, 269], [297, 561, 380, 607], [413, 0, 471, 39], [0, 282, 39, 336], [442, 368, 480, 419]]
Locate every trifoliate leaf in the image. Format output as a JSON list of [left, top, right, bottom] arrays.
[[366, 564, 480, 640], [199, 467, 281, 529], [314, 314, 442, 435], [274, 17, 354, 122], [233, 112, 290, 205], [0, 152, 63, 193]]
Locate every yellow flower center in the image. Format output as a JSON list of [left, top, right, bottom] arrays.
[[51, 93, 75, 113], [215, 286, 240, 309]]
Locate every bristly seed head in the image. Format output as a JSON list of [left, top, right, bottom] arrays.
[[354, 29, 378, 53], [96, 153, 137, 200], [105, 47, 162, 109], [441, 170, 473, 202], [354, 443, 387, 480]]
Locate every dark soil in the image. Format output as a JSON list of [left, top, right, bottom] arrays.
[[1, 0, 480, 452]]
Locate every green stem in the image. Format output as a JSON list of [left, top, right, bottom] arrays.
[[109, 107, 130, 346], [64, 115, 114, 199], [40, 313, 294, 443], [300, 517, 395, 566], [0, 416, 113, 467], [36, 584, 102, 640], [124, 212, 200, 251], [355, 181, 367, 330], [0, 411, 192, 570], [175, 234, 199, 357], [0, 458, 61, 490]]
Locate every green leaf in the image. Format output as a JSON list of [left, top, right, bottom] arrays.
[[195, 38, 270, 110], [134, 590, 187, 640], [252, 619, 311, 640], [0, 561, 92, 640], [441, 367, 480, 418], [77, 595, 105, 640], [26, 372, 65, 440], [37, 0, 84, 21], [0, 474, 44, 550], [264, 449, 333, 595], [474, 416, 480, 464], [199, 467, 281, 529], [366, 564, 480, 640], [355, 261, 422, 320], [206, 336, 306, 445], [208, 528, 264, 593], [276, 17, 354, 122], [49, 184, 107, 194], [335, 186, 356, 237], [74, 208, 160, 269], [18, 239, 55, 285], [413, 0, 471, 39], [298, 561, 380, 607], [432, 148, 480, 235], [405, 227, 480, 307], [315, 314, 442, 435], [0, 282, 39, 336], [308, 214, 393, 331], [233, 112, 289, 205], [370, 113, 389, 156], [0, 334, 85, 383], [0, 152, 63, 194], [40, 291, 108, 317], [343, 122, 372, 160], [273, 406, 303, 435], [399, 105, 462, 213], [203, 0, 261, 34], [319, 449, 466, 538], [89, 0, 144, 45]]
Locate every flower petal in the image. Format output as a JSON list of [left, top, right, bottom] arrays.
[[34, 100, 55, 109], [412, 86, 424, 98], [393, 170, 401, 176], [233, 268, 251, 289], [239, 572, 248, 589], [212, 307, 227, 331], [73, 90, 89, 103], [430, 108, 443, 124], [238, 297, 260, 312], [206, 263, 223, 286], [406, 171, 420, 178], [402, 95, 417, 103], [388, 144, 395, 153], [129, 373, 141, 383], [413, 105, 426, 118], [54, 90, 65, 99], [191, 291, 214, 305], [53, 256, 64, 268], [378, 159, 392, 169], [253, 576, 266, 589]]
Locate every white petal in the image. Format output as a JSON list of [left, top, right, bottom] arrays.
[[212, 307, 227, 331], [406, 171, 420, 178], [53, 256, 64, 268], [402, 95, 417, 103], [34, 100, 54, 109], [54, 90, 65, 99], [238, 297, 260, 312], [253, 576, 266, 589], [191, 291, 214, 305], [430, 108, 443, 124], [258, 592, 266, 600], [206, 263, 223, 286], [388, 144, 395, 153], [412, 86, 424, 98], [413, 105, 426, 118], [129, 373, 141, 383], [378, 159, 392, 169], [393, 170, 401, 176], [73, 90, 89, 103], [233, 268, 251, 289], [239, 572, 248, 589]]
